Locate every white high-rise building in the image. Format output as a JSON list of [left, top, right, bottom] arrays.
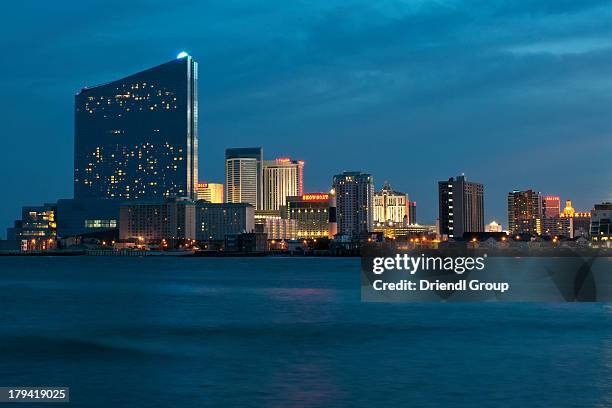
[[263, 158, 304, 211], [225, 148, 263, 209], [373, 182, 409, 225]]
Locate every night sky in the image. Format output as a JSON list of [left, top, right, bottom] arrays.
[[2, 0, 612, 236]]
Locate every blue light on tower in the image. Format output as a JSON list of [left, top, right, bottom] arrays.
[[177, 51, 189, 59]]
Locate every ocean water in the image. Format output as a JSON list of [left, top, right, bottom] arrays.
[[0, 256, 611, 407]]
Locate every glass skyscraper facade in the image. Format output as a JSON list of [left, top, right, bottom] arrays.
[[74, 55, 198, 200]]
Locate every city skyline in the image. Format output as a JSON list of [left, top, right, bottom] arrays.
[[2, 1, 612, 237]]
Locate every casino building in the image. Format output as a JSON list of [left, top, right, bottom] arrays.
[[283, 193, 332, 238], [74, 53, 199, 200], [263, 157, 304, 211], [196, 182, 224, 203]]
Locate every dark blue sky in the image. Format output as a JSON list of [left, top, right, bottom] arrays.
[[2, 0, 612, 236]]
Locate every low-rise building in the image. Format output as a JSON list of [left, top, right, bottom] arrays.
[[7, 203, 57, 250], [119, 197, 196, 244], [56, 198, 122, 238], [372, 222, 437, 240], [591, 202, 612, 245], [196, 202, 254, 241], [225, 232, 267, 252]]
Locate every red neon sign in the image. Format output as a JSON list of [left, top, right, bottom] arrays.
[[302, 193, 329, 201]]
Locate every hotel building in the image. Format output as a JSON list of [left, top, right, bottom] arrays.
[[263, 158, 304, 211], [507, 189, 542, 236], [542, 200, 591, 238], [542, 196, 561, 218], [196, 182, 224, 203], [284, 193, 332, 238], [373, 182, 410, 225], [485, 221, 503, 232], [225, 147, 263, 210], [438, 174, 484, 239], [74, 54, 198, 200], [196, 202, 255, 241], [119, 197, 196, 243], [332, 172, 374, 238]]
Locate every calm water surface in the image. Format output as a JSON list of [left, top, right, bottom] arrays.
[[1, 257, 611, 407]]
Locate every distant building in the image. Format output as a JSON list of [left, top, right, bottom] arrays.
[[196, 182, 224, 203], [225, 147, 263, 209], [332, 172, 374, 238], [373, 182, 409, 225], [485, 221, 503, 232], [119, 197, 195, 243], [7, 203, 57, 250], [507, 189, 542, 236], [263, 158, 304, 211], [438, 174, 484, 239], [284, 193, 332, 238], [74, 54, 198, 200], [196, 202, 254, 241], [591, 202, 612, 244]]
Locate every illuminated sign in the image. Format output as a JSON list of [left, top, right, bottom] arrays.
[[302, 193, 330, 202], [276, 157, 291, 164], [196, 183, 209, 189]]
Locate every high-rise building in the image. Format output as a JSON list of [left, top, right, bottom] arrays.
[[119, 197, 196, 243], [225, 147, 263, 209], [332, 172, 374, 238], [507, 190, 542, 235], [74, 53, 198, 200], [263, 158, 304, 211], [373, 182, 409, 225], [438, 174, 484, 239], [195, 202, 255, 241], [284, 193, 332, 238], [590, 202, 612, 244], [196, 182, 224, 203], [542, 196, 561, 218]]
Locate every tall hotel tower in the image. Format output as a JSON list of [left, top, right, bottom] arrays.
[[74, 53, 198, 200], [438, 174, 484, 239], [507, 189, 542, 235], [225, 147, 263, 210], [332, 171, 374, 238], [263, 158, 304, 211]]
